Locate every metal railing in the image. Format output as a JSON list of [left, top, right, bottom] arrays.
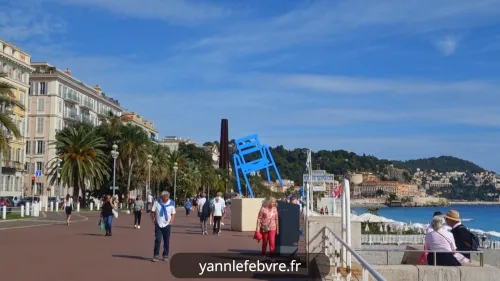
[[362, 234, 425, 245], [357, 248, 484, 267], [322, 226, 387, 281]]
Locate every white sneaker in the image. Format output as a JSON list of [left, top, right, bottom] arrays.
[[137, 225, 140, 229], [134, 225, 137, 228], [221, 222, 225, 225]]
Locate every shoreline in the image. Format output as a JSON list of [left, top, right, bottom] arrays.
[[449, 201, 500, 205]]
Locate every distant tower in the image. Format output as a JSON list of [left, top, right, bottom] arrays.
[[219, 119, 230, 193], [219, 119, 229, 170]]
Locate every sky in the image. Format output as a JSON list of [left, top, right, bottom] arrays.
[[1, 0, 500, 172]]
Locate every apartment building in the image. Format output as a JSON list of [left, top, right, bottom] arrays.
[[0, 40, 33, 197], [159, 136, 196, 151], [121, 112, 158, 141], [27, 62, 122, 197]]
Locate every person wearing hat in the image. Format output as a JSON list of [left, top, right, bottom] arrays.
[[444, 210, 477, 260]]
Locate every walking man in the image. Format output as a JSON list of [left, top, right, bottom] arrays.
[[211, 196, 224, 235], [197, 193, 209, 235], [133, 195, 144, 229], [147, 193, 153, 212], [151, 191, 176, 262]]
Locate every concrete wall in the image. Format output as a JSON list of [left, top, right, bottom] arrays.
[[307, 215, 362, 252], [372, 264, 500, 281], [230, 198, 264, 232]]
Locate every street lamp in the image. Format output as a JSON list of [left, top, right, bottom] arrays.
[[111, 144, 119, 197], [173, 162, 178, 204], [147, 154, 152, 202]]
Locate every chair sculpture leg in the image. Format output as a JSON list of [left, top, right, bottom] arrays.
[[265, 167, 271, 183], [264, 146, 284, 187], [242, 172, 255, 198], [233, 155, 244, 195]]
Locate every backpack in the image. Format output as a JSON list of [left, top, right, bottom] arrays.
[[459, 225, 479, 251]]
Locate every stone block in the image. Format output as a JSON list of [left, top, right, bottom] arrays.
[[415, 265, 460, 281], [459, 264, 500, 281], [373, 265, 419, 281]]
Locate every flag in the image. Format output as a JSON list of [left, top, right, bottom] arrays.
[[333, 184, 342, 198], [305, 149, 311, 171]]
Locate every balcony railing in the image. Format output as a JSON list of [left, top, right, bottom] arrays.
[[64, 93, 79, 103], [81, 115, 92, 124], [81, 100, 94, 110], [63, 110, 79, 121], [2, 160, 24, 171]]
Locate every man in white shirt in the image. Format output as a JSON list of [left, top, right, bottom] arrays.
[[216, 192, 226, 226], [150, 191, 176, 262], [147, 193, 153, 212], [211, 196, 224, 235]]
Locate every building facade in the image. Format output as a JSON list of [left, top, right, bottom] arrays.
[[159, 136, 196, 151], [27, 63, 122, 197], [0, 40, 33, 197], [121, 112, 158, 141], [355, 180, 421, 198]]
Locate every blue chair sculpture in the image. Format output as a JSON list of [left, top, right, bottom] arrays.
[[233, 134, 284, 198]]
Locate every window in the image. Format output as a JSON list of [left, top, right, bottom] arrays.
[[59, 100, 62, 113], [16, 148, 20, 162], [26, 119, 29, 135], [17, 70, 21, 81], [40, 82, 46, 95], [59, 84, 63, 96], [28, 82, 32, 96], [36, 162, 43, 171], [36, 117, 44, 133], [19, 92, 24, 105], [37, 98, 44, 111], [36, 140, 45, 154], [58, 119, 62, 130], [26, 141, 31, 154], [21, 120, 25, 137]]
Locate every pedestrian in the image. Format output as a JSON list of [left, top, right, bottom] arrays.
[[211, 196, 224, 235], [209, 196, 215, 225], [151, 191, 176, 262], [197, 193, 209, 235], [320, 207, 324, 215], [101, 195, 116, 236], [444, 210, 479, 262], [147, 193, 153, 212], [61, 194, 73, 225], [215, 192, 226, 226], [184, 198, 192, 216], [325, 206, 329, 215], [133, 195, 144, 229], [255, 197, 279, 260]]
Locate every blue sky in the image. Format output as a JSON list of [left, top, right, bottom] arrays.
[[2, 0, 500, 172]]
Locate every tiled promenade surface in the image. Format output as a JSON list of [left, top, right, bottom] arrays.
[[0, 208, 310, 281]]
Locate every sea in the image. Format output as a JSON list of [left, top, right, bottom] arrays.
[[353, 204, 500, 235]]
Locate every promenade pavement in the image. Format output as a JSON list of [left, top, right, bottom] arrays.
[[0, 208, 310, 281]]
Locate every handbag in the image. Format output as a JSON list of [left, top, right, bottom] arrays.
[[112, 209, 119, 219], [99, 220, 105, 231]]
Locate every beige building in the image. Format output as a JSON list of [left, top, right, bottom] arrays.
[[121, 112, 158, 141], [0, 40, 33, 198], [159, 136, 196, 151], [355, 180, 421, 198], [27, 62, 122, 197]]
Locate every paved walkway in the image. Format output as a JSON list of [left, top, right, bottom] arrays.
[[0, 208, 311, 281]]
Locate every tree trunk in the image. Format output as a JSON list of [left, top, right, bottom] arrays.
[[125, 157, 135, 208], [72, 174, 79, 209]]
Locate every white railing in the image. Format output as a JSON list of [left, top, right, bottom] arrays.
[[362, 234, 425, 245], [323, 226, 386, 281], [361, 234, 500, 250]]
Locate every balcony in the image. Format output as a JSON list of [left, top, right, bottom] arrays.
[[80, 100, 94, 111], [81, 115, 92, 124], [98, 108, 111, 117], [2, 161, 24, 174], [64, 93, 79, 104], [63, 110, 79, 121]]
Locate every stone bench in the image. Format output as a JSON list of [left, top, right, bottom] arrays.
[[372, 264, 499, 281]]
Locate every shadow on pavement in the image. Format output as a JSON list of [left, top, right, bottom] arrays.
[[112, 254, 151, 261]]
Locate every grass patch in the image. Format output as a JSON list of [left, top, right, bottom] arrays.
[[4, 213, 29, 220]]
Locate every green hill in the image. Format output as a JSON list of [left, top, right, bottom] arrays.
[[392, 156, 485, 173]]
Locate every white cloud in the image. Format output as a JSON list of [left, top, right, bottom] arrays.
[[0, 3, 66, 41], [41, 0, 229, 23], [434, 36, 460, 56]]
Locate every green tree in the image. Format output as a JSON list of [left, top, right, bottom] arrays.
[[0, 73, 23, 155], [119, 124, 149, 204], [47, 126, 109, 206]]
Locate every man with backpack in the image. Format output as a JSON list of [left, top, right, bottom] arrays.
[[444, 210, 479, 260]]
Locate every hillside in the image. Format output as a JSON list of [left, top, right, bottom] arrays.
[[204, 141, 485, 183], [392, 156, 485, 174]]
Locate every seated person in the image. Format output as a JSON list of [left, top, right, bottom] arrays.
[[424, 215, 466, 266]]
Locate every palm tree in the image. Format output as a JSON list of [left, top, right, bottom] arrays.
[[47, 126, 110, 206], [119, 124, 149, 204], [98, 111, 123, 148], [0, 73, 23, 155], [148, 144, 170, 196]]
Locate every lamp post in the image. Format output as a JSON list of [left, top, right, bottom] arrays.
[[173, 162, 178, 205], [111, 144, 119, 197], [147, 154, 152, 202], [57, 158, 61, 197]]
